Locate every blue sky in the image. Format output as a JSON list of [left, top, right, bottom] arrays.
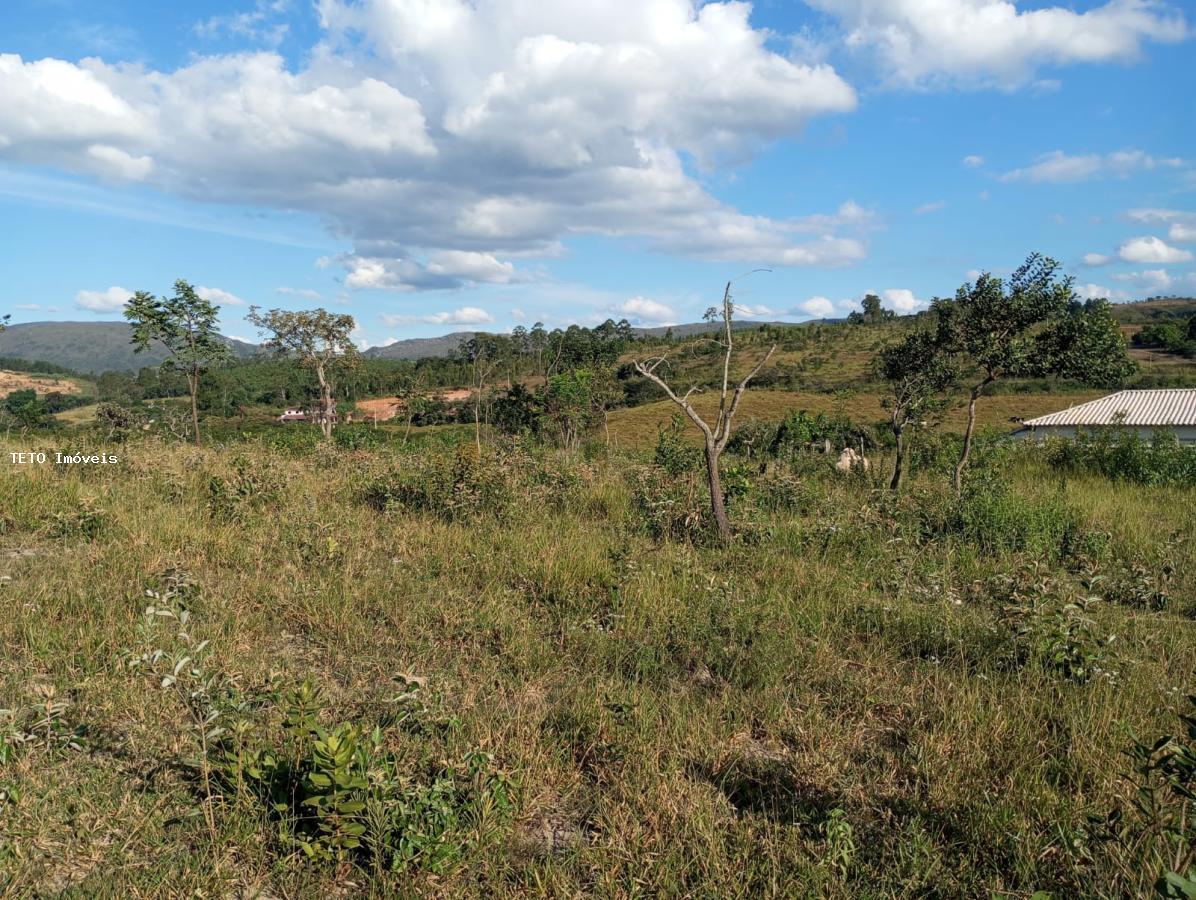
[[1, 0, 1193, 347]]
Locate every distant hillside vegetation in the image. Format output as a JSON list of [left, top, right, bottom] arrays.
[[363, 331, 479, 360], [362, 320, 809, 361], [0, 322, 258, 374], [1110, 297, 1196, 323]]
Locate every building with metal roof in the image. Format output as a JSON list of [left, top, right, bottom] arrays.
[[1015, 389, 1196, 444]]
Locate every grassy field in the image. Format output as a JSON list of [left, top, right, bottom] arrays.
[[2, 428, 1194, 897], [606, 389, 1108, 449]]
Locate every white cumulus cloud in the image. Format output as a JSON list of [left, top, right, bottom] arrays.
[[962, 154, 984, 168], [381, 306, 495, 326], [0, 1, 869, 295], [1118, 235, 1193, 264], [804, 0, 1188, 89], [197, 285, 245, 306], [798, 296, 836, 318], [1082, 253, 1111, 266], [881, 288, 926, 313], [619, 297, 678, 325], [75, 285, 132, 312], [1077, 283, 1113, 300]]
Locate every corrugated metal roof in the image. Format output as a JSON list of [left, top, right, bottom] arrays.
[[1022, 389, 1196, 427]]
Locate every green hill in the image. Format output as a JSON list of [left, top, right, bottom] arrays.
[[0, 322, 258, 374], [1110, 297, 1196, 323]]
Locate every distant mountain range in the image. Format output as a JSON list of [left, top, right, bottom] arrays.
[[0, 321, 258, 375], [1, 298, 1189, 374], [359, 319, 800, 360]]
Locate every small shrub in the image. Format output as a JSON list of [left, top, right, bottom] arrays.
[[334, 425, 385, 451], [205, 455, 284, 521], [652, 414, 701, 475], [91, 402, 146, 442], [1, 683, 87, 764], [753, 469, 815, 513], [124, 575, 516, 874], [997, 572, 1114, 684], [360, 444, 515, 522], [952, 464, 1083, 559], [44, 499, 105, 541], [821, 807, 857, 882], [232, 682, 514, 870], [628, 465, 709, 542]]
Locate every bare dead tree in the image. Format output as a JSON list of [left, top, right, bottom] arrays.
[[632, 280, 776, 541]]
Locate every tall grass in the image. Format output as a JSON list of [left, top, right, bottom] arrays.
[[1, 431, 1194, 897]]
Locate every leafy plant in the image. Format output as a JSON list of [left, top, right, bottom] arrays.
[[44, 500, 105, 541], [821, 807, 857, 881], [1081, 697, 1196, 897], [1, 683, 86, 765], [124, 577, 514, 873]]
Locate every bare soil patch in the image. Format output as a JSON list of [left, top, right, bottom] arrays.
[[0, 370, 82, 395]]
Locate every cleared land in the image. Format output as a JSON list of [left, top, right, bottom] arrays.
[[0, 370, 83, 396]]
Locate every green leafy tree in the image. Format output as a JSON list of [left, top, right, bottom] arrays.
[[848, 293, 894, 325], [125, 280, 232, 445], [247, 307, 358, 439], [543, 369, 596, 453], [1134, 322, 1189, 354], [458, 334, 503, 451], [4, 388, 48, 429], [935, 254, 1084, 493], [1038, 297, 1137, 386], [590, 365, 623, 447], [492, 383, 542, 437], [633, 280, 776, 541], [876, 329, 958, 490]]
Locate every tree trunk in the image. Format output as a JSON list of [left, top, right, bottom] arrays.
[[890, 423, 905, 491], [704, 443, 731, 542], [188, 372, 201, 446], [474, 395, 482, 452], [316, 362, 333, 440], [322, 391, 334, 439], [953, 382, 985, 495]]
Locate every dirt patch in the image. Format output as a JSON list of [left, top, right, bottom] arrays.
[[0, 370, 82, 396], [356, 397, 405, 421], [355, 389, 475, 421]]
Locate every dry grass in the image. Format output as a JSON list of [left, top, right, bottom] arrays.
[[1, 429, 1193, 897], [607, 389, 1109, 449], [0, 370, 84, 396]]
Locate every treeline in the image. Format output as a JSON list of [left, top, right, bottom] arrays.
[[0, 355, 81, 377], [1133, 318, 1196, 359]]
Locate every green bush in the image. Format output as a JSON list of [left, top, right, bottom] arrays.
[[952, 464, 1084, 559], [230, 681, 514, 870], [652, 414, 702, 475], [205, 456, 284, 521], [126, 576, 515, 874], [333, 425, 386, 451], [1044, 428, 1196, 486], [628, 465, 709, 542]]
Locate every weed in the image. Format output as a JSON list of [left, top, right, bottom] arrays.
[[1080, 697, 1196, 897]]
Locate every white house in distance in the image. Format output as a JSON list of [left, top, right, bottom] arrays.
[[1015, 389, 1196, 444]]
